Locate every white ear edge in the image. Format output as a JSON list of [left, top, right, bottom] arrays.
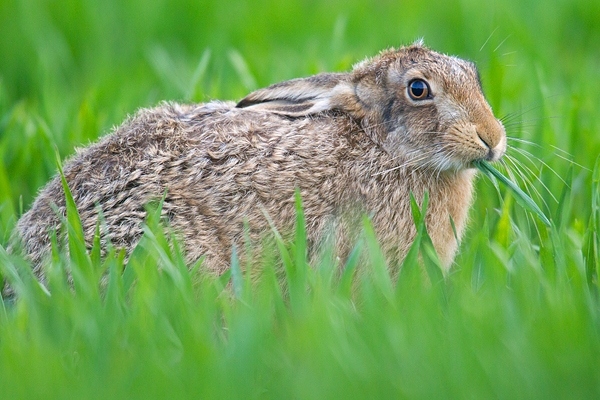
[[250, 85, 332, 104], [241, 96, 331, 116], [302, 97, 332, 114], [238, 80, 356, 117]]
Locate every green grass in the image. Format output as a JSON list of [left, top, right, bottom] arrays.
[[1, 0, 600, 398]]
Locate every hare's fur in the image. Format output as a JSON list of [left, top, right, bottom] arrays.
[[13, 43, 506, 282]]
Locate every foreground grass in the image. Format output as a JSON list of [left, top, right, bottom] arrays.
[[0, 190, 599, 399], [1, 0, 600, 398]]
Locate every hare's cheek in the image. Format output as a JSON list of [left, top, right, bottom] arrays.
[[403, 104, 439, 136], [445, 129, 491, 165]]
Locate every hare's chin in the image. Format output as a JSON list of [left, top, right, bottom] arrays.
[[417, 156, 474, 173], [432, 153, 501, 172]]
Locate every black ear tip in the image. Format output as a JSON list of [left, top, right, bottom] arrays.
[[236, 98, 251, 108], [237, 94, 264, 108]]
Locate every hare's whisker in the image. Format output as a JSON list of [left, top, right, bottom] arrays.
[[507, 146, 543, 172], [499, 95, 561, 124], [493, 35, 511, 52], [505, 154, 557, 204], [510, 146, 568, 186], [506, 137, 541, 147], [502, 116, 560, 128], [503, 157, 552, 218], [373, 154, 432, 176], [479, 27, 499, 52], [507, 137, 586, 172], [550, 152, 590, 172]]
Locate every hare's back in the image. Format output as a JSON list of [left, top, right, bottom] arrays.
[[17, 101, 355, 268]]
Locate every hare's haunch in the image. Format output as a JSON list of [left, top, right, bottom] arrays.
[[14, 42, 506, 283]]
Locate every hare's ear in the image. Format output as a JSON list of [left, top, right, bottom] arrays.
[[236, 73, 355, 117]]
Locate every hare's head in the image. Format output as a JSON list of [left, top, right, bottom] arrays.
[[237, 41, 506, 172]]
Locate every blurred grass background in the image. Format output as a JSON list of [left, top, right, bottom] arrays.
[[1, 0, 600, 398], [1, 0, 599, 229]]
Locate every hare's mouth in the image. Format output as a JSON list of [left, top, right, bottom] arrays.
[[480, 134, 507, 163], [474, 129, 506, 161]]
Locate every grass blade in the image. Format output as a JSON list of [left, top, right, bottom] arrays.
[[228, 49, 258, 91], [475, 160, 551, 226], [230, 245, 243, 300]]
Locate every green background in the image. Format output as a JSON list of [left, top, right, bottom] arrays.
[[1, 0, 599, 221], [1, 0, 599, 398]]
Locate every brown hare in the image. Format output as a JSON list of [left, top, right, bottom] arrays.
[[12, 41, 506, 287]]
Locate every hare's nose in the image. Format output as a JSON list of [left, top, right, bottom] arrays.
[[478, 130, 506, 162], [477, 119, 506, 161], [477, 120, 504, 148]]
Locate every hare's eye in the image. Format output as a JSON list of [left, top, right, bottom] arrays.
[[408, 79, 431, 100]]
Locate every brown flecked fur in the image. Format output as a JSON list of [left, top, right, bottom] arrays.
[[11, 42, 506, 290]]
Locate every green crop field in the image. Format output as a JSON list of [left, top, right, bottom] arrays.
[[1, 0, 600, 398]]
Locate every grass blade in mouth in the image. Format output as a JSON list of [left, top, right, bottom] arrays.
[[474, 160, 552, 227]]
